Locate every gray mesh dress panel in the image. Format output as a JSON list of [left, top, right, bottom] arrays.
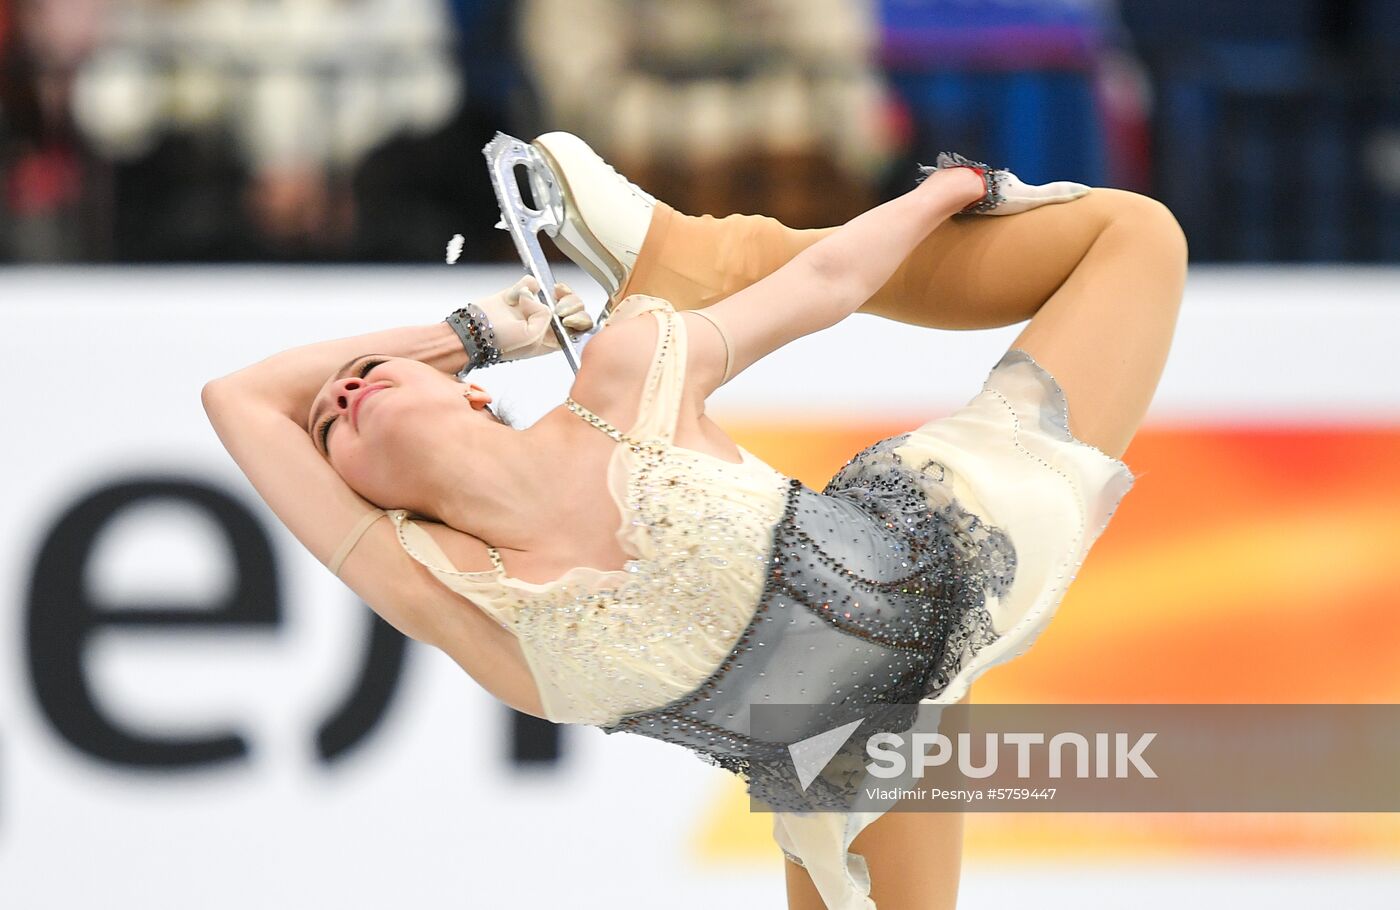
[[599, 433, 1018, 813]]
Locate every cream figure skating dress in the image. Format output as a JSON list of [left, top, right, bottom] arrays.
[[369, 294, 1134, 909]]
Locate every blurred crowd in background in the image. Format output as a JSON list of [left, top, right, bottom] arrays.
[[1, 0, 1397, 265]]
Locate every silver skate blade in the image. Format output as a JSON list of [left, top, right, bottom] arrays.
[[483, 132, 582, 373]]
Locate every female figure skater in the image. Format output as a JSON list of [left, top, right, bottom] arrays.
[[202, 132, 1185, 910]]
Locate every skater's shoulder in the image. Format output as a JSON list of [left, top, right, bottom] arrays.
[[571, 307, 666, 405]]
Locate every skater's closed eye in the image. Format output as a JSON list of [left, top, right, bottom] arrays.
[[317, 411, 342, 455], [319, 372, 383, 452], [308, 355, 389, 454]]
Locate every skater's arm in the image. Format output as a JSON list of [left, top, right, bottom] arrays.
[[684, 168, 985, 393], [198, 314, 487, 643], [201, 331, 475, 638], [199, 280, 585, 594], [200, 350, 541, 711], [202, 279, 588, 424], [201, 381, 540, 712], [206, 322, 468, 423], [201, 326, 457, 564]]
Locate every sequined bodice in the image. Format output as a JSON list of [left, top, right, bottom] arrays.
[[388, 295, 792, 725]]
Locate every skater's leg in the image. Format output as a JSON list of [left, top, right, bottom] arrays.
[[625, 191, 1186, 458], [623, 190, 1171, 333], [1003, 193, 1187, 458], [782, 690, 972, 910]]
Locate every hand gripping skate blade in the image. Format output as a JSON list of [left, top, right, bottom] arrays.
[[483, 132, 582, 373]]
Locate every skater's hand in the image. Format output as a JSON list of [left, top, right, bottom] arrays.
[[474, 276, 593, 362]]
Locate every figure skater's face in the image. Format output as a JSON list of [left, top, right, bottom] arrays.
[[306, 354, 504, 505]]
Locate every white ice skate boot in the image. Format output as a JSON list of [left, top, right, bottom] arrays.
[[529, 131, 656, 308], [920, 151, 1091, 215]]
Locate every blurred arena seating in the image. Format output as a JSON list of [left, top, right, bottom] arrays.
[[0, 0, 1396, 263]]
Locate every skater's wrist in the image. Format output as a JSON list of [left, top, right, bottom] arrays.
[[444, 303, 502, 378], [916, 165, 989, 212]]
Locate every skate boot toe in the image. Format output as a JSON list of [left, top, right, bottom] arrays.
[[531, 131, 656, 303]]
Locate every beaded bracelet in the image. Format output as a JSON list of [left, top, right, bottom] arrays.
[[915, 151, 1007, 215], [444, 303, 501, 380]]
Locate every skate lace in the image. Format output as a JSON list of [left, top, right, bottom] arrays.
[[600, 156, 656, 204]]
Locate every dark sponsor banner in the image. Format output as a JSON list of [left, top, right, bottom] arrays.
[[746, 704, 1400, 812]]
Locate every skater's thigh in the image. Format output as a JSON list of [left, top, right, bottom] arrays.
[[858, 195, 1117, 330], [1005, 191, 1188, 459], [784, 690, 971, 910]]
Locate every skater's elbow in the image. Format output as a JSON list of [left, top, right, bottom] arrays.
[[201, 380, 249, 437], [201, 376, 260, 426], [201, 378, 231, 416]]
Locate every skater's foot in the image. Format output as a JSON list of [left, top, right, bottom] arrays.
[[919, 151, 1091, 216], [530, 132, 656, 302]]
